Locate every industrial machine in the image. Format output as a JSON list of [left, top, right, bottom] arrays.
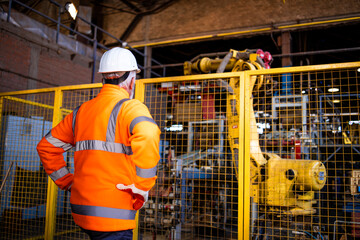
[[140, 49, 327, 239], [183, 49, 327, 238]]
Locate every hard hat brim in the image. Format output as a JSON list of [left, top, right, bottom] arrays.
[[98, 68, 141, 74]]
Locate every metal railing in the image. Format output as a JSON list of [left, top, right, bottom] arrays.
[[6, 0, 165, 82]]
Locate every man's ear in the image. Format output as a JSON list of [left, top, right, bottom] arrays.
[[129, 76, 136, 90]]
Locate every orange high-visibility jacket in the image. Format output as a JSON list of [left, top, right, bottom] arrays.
[[37, 84, 161, 231]]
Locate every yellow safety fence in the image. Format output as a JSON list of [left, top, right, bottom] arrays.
[[0, 62, 359, 240]]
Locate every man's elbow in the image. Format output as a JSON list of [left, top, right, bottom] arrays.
[[36, 137, 47, 156], [139, 124, 160, 142]]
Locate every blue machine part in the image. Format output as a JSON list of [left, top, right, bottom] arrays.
[[274, 66, 293, 96], [159, 140, 169, 164], [344, 202, 360, 213], [281, 72, 293, 96]]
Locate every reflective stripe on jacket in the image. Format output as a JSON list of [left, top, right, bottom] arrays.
[[37, 84, 161, 231]]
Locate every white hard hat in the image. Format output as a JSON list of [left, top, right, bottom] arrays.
[[98, 47, 140, 73]]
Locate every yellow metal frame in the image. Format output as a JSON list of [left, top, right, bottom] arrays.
[[1, 62, 360, 239], [0, 83, 103, 97], [136, 71, 247, 239]]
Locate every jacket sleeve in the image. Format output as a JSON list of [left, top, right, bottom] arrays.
[[37, 112, 75, 191], [127, 102, 161, 193]]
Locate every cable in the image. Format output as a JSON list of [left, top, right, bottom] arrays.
[[303, 231, 317, 240]]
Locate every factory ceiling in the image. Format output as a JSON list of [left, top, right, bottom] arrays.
[[91, 0, 178, 41], [93, 0, 178, 15]]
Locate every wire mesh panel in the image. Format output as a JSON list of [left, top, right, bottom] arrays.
[[138, 76, 241, 240], [0, 86, 102, 240], [0, 93, 54, 239], [1, 63, 360, 240], [249, 64, 360, 240]]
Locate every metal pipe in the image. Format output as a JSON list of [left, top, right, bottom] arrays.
[[352, 146, 360, 155], [190, 51, 228, 62], [0, 162, 14, 194], [90, 26, 98, 100], [324, 147, 342, 163], [151, 63, 184, 69], [49, 0, 61, 7], [7, 0, 12, 22], [144, 46, 149, 78], [91, 26, 98, 84], [56, 5, 60, 43]]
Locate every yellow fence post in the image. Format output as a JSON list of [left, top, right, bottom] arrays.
[[237, 72, 245, 240], [132, 80, 146, 240], [243, 72, 251, 240], [237, 71, 251, 240], [44, 89, 63, 240]]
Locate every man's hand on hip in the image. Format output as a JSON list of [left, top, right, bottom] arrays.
[[116, 183, 148, 210]]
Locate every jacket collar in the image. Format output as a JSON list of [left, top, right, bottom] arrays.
[[98, 84, 130, 98]]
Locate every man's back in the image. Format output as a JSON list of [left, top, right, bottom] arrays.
[[37, 47, 160, 239], [37, 84, 160, 232]]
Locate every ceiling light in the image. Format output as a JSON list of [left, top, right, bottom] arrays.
[[332, 99, 340, 103], [357, 68, 360, 72], [328, 87, 339, 93], [65, 2, 78, 20]]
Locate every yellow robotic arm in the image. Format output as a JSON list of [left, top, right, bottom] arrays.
[[184, 49, 326, 215]]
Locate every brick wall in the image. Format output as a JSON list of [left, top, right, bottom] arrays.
[[0, 20, 102, 93], [101, 0, 360, 45]]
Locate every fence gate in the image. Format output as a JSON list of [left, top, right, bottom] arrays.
[[135, 72, 245, 240]]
